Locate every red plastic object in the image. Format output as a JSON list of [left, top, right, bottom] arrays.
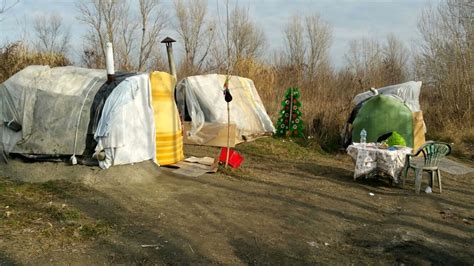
[[219, 147, 244, 168]]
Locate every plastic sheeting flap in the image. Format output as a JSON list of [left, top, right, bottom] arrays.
[[353, 81, 422, 112]]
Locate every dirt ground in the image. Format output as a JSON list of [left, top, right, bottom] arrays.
[[0, 138, 473, 265]]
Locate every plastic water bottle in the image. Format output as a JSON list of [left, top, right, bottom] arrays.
[[360, 129, 367, 145]]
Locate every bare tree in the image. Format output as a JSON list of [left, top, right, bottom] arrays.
[[76, 0, 113, 67], [283, 15, 305, 71], [304, 13, 332, 80], [0, 0, 19, 20], [205, 2, 266, 73], [76, 0, 166, 71], [228, 6, 266, 61], [416, 0, 472, 126], [77, 0, 132, 68], [381, 33, 408, 84], [33, 13, 71, 54], [115, 3, 137, 70], [344, 37, 383, 88], [173, 0, 214, 74], [417, 0, 472, 85], [282, 13, 332, 82], [137, 0, 167, 71]]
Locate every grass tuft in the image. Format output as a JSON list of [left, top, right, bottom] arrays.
[[78, 221, 110, 239]]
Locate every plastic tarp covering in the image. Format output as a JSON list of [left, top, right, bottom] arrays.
[[353, 81, 422, 112], [150, 71, 184, 165], [352, 95, 414, 147], [175, 74, 275, 144], [0, 65, 106, 155], [84, 72, 137, 156], [94, 74, 155, 169]]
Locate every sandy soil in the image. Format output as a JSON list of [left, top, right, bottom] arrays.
[[0, 139, 473, 265]]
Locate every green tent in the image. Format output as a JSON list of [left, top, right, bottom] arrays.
[[352, 95, 413, 147]]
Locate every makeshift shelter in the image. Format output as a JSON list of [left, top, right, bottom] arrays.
[[1, 66, 106, 155], [344, 81, 426, 150], [176, 74, 275, 146], [0, 65, 157, 168]]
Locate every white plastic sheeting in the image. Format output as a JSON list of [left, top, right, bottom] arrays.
[[94, 74, 156, 169], [0, 65, 106, 155], [176, 74, 275, 144], [353, 81, 422, 112]]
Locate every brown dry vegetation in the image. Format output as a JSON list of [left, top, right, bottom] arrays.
[[0, 42, 70, 82]]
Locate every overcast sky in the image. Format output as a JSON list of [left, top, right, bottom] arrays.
[[0, 0, 432, 68]]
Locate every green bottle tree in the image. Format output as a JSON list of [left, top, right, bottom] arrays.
[[275, 87, 304, 138]]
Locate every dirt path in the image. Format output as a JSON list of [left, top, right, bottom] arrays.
[[0, 138, 473, 264]]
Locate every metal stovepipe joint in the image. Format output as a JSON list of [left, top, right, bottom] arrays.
[[161, 37, 177, 80]]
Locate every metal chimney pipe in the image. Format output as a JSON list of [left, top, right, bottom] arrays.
[[105, 42, 116, 83], [161, 37, 177, 79]]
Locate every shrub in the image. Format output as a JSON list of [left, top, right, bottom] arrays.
[[0, 42, 70, 83]]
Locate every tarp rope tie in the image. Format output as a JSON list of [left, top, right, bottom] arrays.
[[71, 79, 100, 165]]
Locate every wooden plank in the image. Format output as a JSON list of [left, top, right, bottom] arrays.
[[163, 157, 218, 177], [182, 121, 240, 147], [413, 111, 426, 153]]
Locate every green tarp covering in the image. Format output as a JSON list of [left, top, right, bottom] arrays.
[[352, 95, 413, 147]]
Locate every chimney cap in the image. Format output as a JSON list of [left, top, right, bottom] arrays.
[[161, 37, 176, 44]]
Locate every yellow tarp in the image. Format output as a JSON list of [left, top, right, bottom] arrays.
[[150, 72, 184, 165]]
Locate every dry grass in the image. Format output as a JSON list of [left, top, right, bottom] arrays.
[[0, 177, 110, 241], [0, 42, 70, 83], [231, 57, 472, 156]]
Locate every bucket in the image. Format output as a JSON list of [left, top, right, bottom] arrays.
[[219, 148, 244, 168]]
